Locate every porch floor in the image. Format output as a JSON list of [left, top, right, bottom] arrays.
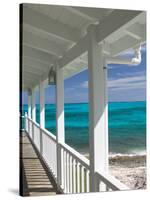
[[20, 131, 60, 196]]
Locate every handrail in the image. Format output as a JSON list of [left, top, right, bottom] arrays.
[[28, 117, 56, 142], [95, 171, 129, 191], [60, 142, 90, 170], [42, 128, 56, 142], [23, 115, 129, 192]]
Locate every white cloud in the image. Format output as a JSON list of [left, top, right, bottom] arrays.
[[108, 74, 146, 91], [80, 81, 88, 88]]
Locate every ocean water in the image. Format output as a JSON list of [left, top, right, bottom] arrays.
[[22, 101, 146, 156]]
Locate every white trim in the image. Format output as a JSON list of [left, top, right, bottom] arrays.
[[88, 25, 108, 192]]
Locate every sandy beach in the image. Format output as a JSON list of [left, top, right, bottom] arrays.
[[84, 153, 146, 190], [109, 155, 146, 189]]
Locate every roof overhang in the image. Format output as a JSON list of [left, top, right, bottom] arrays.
[[21, 4, 146, 91]]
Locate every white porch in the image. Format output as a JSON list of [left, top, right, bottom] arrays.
[[21, 3, 146, 194]]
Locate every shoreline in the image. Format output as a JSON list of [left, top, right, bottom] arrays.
[[84, 153, 146, 190]]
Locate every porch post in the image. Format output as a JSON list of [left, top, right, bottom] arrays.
[[27, 90, 31, 134], [88, 25, 108, 192], [56, 61, 65, 189], [32, 88, 36, 121], [28, 92, 31, 119], [39, 81, 45, 155], [32, 88, 36, 140]]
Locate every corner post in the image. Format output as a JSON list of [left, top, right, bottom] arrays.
[[39, 81, 45, 155], [87, 25, 108, 192], [55, 61, 65, 189]]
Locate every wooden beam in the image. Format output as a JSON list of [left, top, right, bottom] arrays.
[[23, 64, 48, 75], [125, 23, 146, 40], [71, 7, 112, 20], [96, 10, 142, 43], [23, 67, 42, 76], [58, 10, 143, 69], [23, 5, 81, 42], [23, 56, 50, 69], [110, 35, 142, 56], [59, 34, 89, 68], [65, 6, 95, 21], [23, 31, 67, 56], [23, 45, 55, 64]]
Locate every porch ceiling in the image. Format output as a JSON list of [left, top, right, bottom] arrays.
[[21, 4, 146, 90]]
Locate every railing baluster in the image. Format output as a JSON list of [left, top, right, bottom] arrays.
[[23, 116, 129, 194], [73, 158, 76, 193], [66, 152, 69, 193], [77, 162, 80, 193], [69, 155, 73, 193], [64, 150, 67, 193], [86, 170, 89, 192], [81, 166, 84, 193], [61, 148, 64, 189]]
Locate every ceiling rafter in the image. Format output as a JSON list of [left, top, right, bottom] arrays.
[[23, 31, 68, 56], [23, 6, 82, 42], [23, 57, 50, 71], [23, 45, 56, 64]]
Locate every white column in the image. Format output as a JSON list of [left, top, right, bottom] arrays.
[[32, 88, 36, 121], [40, 81, 45, 128], [39, 81, 45, 155], [28, 94, 31, 119], [56, 62, 65, 187], [27, 92, 31, 134], [88, 25, 108, 192], [32, 88, 36, 140]]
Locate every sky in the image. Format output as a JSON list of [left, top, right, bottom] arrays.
[[22, 44, 146, 104]]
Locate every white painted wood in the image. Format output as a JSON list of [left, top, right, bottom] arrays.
[[23, 56, 50, 69], [125, 23, 146, 40], [28, 94, 31, 118], [81, 166, 84, 193], [39, 81, 45, 155], [31, 88, 36, 121], [86, 170, 90, 192], [66, 153, 69, 193], [65, 6, 95, 21], [88, 25, 108, 192], [23, 6, 81, 42], [23, 31, 67, 56], [23, 45, 56, 64], [24, 112, 28, 132], [64, 150, 67, 193], [110, 35, 142, 56], [73, 159, 76, 193], [96, 10, 142, 43], [56, 61, 65, 187], [27, 115, 129, 193], [39, 81, 45, 129], [69, 155, 73, 193], [58, 11, 142, 69], [77, 162, 80, 193], [27, 94, 31, 135], [31, 88, 36, 141]]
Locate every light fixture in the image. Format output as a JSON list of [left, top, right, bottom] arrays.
[[48, 66, 56, 85]]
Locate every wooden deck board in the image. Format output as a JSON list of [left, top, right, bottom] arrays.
[[20, 131, 60, 196]]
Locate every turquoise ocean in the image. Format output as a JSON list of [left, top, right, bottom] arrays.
[[22, 101, 146, 156]]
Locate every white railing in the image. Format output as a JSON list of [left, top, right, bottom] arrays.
[[59, 142, 90, 193], [24, 115, 129, 193]]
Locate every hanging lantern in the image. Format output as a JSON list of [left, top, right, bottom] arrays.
[[48, 66, 56, 85]]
